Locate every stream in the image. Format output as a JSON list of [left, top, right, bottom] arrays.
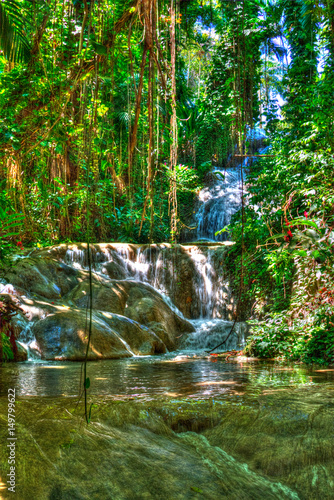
[[1, 357, 334, 499], [1, 150, 333, 499]]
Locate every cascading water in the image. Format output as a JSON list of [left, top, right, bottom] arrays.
[[183, 128, 266, 244], [59, 242, 234, 320], [183, 155, 250, 349], [194, 163, 246, 242]]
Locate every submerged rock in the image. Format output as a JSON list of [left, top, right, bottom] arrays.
[[0, 397, 301, 500]]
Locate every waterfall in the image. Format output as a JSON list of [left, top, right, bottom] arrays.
[[49, 145, 253, 352], [54, 243, 235, 321], [6, 142, 264, 357], [182, 128, 266, 244], [46, 149, 256, 351], [195, 166, 245, 241]]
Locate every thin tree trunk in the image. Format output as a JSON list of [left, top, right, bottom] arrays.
[[128, 45, 148, 179], [169, 0, 178, 241]]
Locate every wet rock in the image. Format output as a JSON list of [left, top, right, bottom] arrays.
[[96, 311, 167, 355], [66, 280, 126, 315], [182, 319, 250, 351], [123, 280, 195, 348], [15, 342, 28, 362], [2, 242, 238, 360], [32, 309, 166, 360], [16, 242, 237, 320], [67, 279, 194, 351], [4, 257, 84, 300], [125, 293, 193, 351], [101, 260, 127, 280], [203, 387, 334, 500], [128, 244, 235, 319], [32, 310, 132, 360]]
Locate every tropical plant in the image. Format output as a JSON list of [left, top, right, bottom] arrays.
[[0, 0, 30, 63]]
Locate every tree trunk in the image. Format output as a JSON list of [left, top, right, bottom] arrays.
[[169, 0, 178, 242]]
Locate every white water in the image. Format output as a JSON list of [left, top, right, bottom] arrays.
[[63, 243, 245, 352], [59, 243, 234, 320], [195, 165, 246, 241], [184, 319, 248, 352]]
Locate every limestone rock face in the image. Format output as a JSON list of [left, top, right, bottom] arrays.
[[4, 256, 85, 299], [66, 279, 195, 351], [35, 242, 236, 319], [98, 311, 167, 355], [101, 260, 127, 280], [123, 285, 195, 350], [32, 309, 166, 360], [66, 280, 126, 315], [32, 310, 130, 361], [2, 246, 196, 360], [2, 242, 239, 361], [110, 243, 235, 320]]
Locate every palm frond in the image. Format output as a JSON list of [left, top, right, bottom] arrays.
[[0, 0, 31, 63], [116, 111, 130, 126], [267, 40, 287, 62], [300, 0, 320, 31]]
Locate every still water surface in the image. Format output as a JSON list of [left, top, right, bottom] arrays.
[[1, 353, 333, 400]]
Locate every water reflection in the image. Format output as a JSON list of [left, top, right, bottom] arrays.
[[1, 355, 333, 400]]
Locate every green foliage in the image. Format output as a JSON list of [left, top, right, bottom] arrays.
[[0, 203, 25, 262], [0, 0, 31, 63], [165, 164, 199, 194], [0, 331, 14, 361], [223, 0, 334, 364], [245, 306, 334, 365], [0, 0, 332, 367]]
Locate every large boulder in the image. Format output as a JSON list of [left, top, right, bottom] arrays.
[[123, 282, 195, 350], [32, 309, 166, 361], [66, 280, 126, 314], [66, 280, 195, 351], [4, 257, 85, 300], [98, 311, 166, 355]]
